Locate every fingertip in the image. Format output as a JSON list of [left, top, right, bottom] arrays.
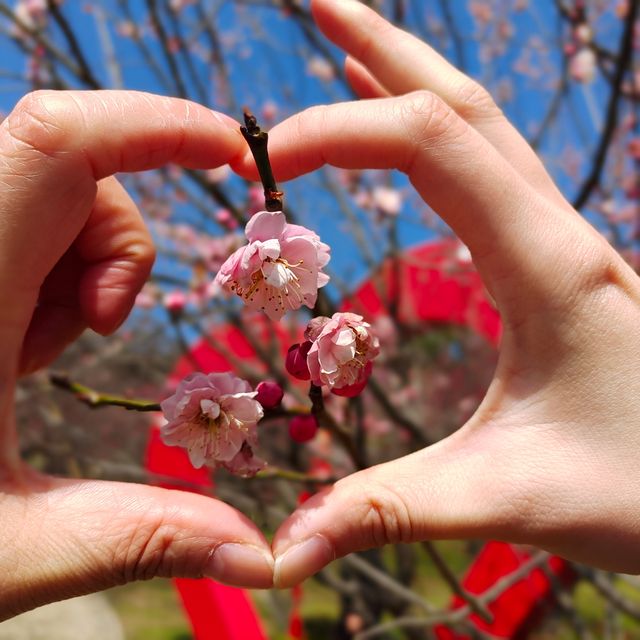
[[344, 56, 389, 100], [79, 246, 155, 336], [273, 534, 334, 589], [311, 0, 371, 48], [229, 148, 261, 182], [205, 542, 274, 589]]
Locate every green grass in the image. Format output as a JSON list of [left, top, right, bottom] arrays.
[[106, 547, 640, 639], [106, 580, 192, 640]]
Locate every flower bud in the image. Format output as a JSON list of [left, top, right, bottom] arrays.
[[255, 380, 284, 409], [163, 290, 187, 317], [285, 341, 312, 380], [288, 414, 319, 443]]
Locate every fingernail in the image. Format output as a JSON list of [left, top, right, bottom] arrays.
[[273, 535, 334, 589], [204, 543, 274, 589]]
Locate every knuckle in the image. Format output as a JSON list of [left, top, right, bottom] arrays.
[[397, 90, 463, 170], [344, 473, 415, 547], [135, 240, 157, 272], [114, 511, 181, 582], [5, 90, 79, 153], [451, 79, 502, 122], [294, 104, 330, 166]]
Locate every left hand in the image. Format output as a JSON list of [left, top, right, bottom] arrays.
[[0, 91, 273, 620]]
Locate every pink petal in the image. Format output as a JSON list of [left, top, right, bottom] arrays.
[[223, 394, 264, 423], [245, 210, 286, 241], [257, 238, 281, 261]]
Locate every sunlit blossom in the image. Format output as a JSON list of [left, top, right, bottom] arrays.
[[214, 210, 330, 321], [305, 312, 379, 392], [160, 372, 265, 476]]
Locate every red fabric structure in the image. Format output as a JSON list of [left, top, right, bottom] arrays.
[[145, 239, 568, 639], [145, 428, 267, 640], [434, 542, 570, 639]]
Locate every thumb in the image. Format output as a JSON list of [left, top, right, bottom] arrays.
[[272, 425, 519, 588], [1, 475, 273, 620]]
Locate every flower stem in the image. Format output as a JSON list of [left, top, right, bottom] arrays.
[[254, 466, 336, 484], [240, 109, 284, 212], [49, 372, 161, 412], [309, 383, 365, 470]]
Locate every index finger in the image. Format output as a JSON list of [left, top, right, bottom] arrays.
[[1, 90, 243, 177], [234, 94, 613, 321], [311, 0, 568, 209], [0, 90, 243, 324]]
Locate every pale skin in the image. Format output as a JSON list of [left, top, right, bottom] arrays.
[[1, 0, 640, 620]]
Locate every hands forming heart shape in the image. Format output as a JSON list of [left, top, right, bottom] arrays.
[[2, 0, 640, 620]]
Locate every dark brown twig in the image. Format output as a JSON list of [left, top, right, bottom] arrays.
[[240, 109, 284, 212]]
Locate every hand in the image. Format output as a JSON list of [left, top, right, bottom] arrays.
[[235, 0, 640, 587], [0, 90, 273, 620]]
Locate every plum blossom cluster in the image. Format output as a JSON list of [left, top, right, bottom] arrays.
[[160, 372, 266, 477], [287, 312, 380, 397], [214, 210, 330, 321]]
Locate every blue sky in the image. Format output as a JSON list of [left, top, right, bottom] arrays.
[[0, 1, 625, 302]]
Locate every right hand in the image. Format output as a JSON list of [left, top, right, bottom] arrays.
[[234, 0, 640, 587]]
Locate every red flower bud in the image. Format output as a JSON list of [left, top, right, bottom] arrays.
[[288, 414, 318, 443], [255, 380, 284, 409], [285, 341, 312, 380]]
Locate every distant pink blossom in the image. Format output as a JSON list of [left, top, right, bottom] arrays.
[[570, 48, 596, 83], [305, 312, 379, 392], [247, 186, 265, 215], [214, 211, 330, 321], [205, 165, 230, 184], [13, 0, 47, 33], [135, 283, 159, 309], [160, 372, 265, 476], [261, 100, 278, 123], [215, 208, 238, 230], [163, 290, 187, 314], [307, 56, 335, 81], [371, 186, 402, 217]]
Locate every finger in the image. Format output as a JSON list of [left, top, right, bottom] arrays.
[[0, 475, 273, 620], [0, 90, 243, 327], [234, 95, 609, 317], [345, 56, 388, 100], [271, 426, 519, 588], [76, 176, 155, 336], [18, 177, 154, 375], [19, 248, 86, 375], [311, 0, 567, 208]]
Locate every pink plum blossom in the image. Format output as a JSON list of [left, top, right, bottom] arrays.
[[372, 186, 402, 217], [331, 361, 373, 397], [160, 372, 265, 476], [306, 56, 335, 81], [305, 312, 380, 392], [215, 208, 238, 230], [205, 165, 230, 184], [214, 211, 330, 321], [569, 48, 596, 83], [163, 290, 187, 314]]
